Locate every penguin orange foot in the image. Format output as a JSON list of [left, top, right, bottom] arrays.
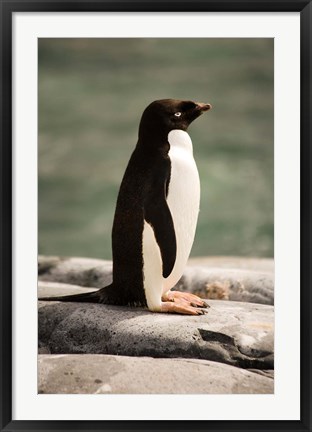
[[158, 290, 209, 315], [39, 99, 212, 314], [160, 301, 208, 315], [162, 290, 209, 308]]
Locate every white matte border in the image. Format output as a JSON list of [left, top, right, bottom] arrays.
[[12, 12, 300, 421]]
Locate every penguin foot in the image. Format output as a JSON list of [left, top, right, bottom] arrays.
[[162, 290, 210, 309], [160, 301, 207, 315], [159, 291, 209, 315]]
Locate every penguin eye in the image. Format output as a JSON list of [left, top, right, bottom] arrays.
[[174, 112, 182, 117]]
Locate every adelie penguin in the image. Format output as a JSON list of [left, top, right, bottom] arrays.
[[40, 99, 212, 315]]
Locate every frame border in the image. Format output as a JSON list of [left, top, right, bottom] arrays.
[[1, 1, 311, 431]]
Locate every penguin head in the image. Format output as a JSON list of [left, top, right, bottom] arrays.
[[138, 99, 212, 144]]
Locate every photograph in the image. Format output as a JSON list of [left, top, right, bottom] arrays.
[[1, 2, 310, 429], [37, 37, 275, 395]]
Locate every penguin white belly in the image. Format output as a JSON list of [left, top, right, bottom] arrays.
[[142, 129, 200, 311], [164, 129, 200, 290]]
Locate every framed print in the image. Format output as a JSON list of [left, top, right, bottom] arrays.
[[1, 1, 311, 431]]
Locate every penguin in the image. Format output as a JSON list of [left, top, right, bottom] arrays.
[[40, 99, 212, 315]]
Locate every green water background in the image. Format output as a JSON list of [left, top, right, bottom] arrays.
[[38, 38, 274, 259]]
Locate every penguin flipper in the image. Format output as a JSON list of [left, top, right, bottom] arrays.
[[145, 197, 177, 278]]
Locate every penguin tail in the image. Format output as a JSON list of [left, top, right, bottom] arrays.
[[38, 284, 114, 304], [39, 284, 139, 306]]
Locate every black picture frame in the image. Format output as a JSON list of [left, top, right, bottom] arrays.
[[1, 1, 311, 431]]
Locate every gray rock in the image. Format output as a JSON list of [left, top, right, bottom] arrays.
[[38, 255, 274, 304], [248, 369, 274, 379], [38, 299, 274, 370], [38, 281, 97, 298], [38, 354, 273, 394], [38, 255, 113, 288], [175, 267, 274, 305], [188, 256, 274, 273]]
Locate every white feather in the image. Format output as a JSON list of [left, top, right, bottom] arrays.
[[142, 221, 163, 311], [142, 129, 200, 310]]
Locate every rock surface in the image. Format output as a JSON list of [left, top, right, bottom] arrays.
[[38, 298, 273, 370], [38, 255, 113, 288], [38, 255, 274, 304], [38, 281, 97, 298], [38, 354, 273, 394], [188, 256, 274, 272], [175, 267, 274, 304], [38, 255, 274, 394]]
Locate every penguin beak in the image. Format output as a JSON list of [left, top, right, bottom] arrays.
[[196, 102, 212, 112], [186, 101, 212, 126]]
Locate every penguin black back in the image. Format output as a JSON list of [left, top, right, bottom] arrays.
[[39, 99, 212, 312]]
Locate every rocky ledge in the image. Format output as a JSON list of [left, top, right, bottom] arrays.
[[38, 255, 274, 304], [39, 354, 273, 394], [38, 255, 274, 394]]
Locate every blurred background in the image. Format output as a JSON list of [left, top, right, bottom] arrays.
[[38, 38, 274, 260]]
